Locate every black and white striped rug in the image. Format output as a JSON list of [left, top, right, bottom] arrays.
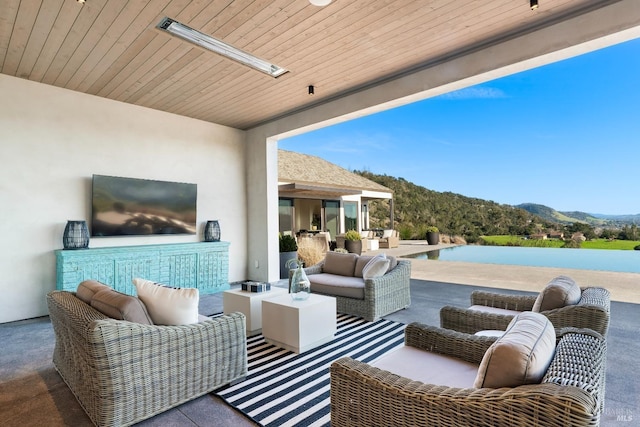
[[216, 314, 406, 427]]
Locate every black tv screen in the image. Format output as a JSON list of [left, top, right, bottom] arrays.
[[91, 175, 197, 237]]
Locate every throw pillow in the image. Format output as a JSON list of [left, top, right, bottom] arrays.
[[362, 254, 390, 279], [474, 312, 556, 388], [90, 287, 153, 324], [133, 278, 200, 325], [386, 255, 398, 272], [354, 256, 375, 278], [323, 251, 358, 277], [382, 229, 393, 238], [76, 280, 111, 304], [532, 275, 581, 312]]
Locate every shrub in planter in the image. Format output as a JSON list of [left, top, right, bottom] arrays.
[[279, 234, 298, 252], [344, 230, 363, 255], [425, 226, 440, 245], [279, 234, 298, 279]]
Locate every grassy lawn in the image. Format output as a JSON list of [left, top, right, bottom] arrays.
[[481, 236, 640, 250]]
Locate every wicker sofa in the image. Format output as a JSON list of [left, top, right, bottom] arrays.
[[440, 278, 611, 336], [298, 251, 411, 321], [331, 321, 607, 427], [47, 290, 247, 427]]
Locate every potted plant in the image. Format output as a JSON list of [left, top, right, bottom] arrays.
[[425, 226, 440, 245], [279, 234, 298, 279], [344, 229, 363, 255]]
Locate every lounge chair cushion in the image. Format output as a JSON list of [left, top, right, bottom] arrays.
[[532, 275, 581, 312], [474, 312, 555, 388], [91, 287, 153, 325], [308, 273, 365, 299], [323, 251, 358, 277], [468, 305, 520, 316], [133, 278, 200, 325], [362, 254, 390, 279], [76, 280, 111, 304], [372, 346, 478, 388]]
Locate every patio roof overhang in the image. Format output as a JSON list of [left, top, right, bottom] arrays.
[[278, 183, 362, 199]]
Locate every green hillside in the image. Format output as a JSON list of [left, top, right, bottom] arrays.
[[516, 203, 608, 226], [356, 171, 554, 242]]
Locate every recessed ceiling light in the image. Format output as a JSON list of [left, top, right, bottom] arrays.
[[309, 0, 332, 6], [157, 17, 288, 78]]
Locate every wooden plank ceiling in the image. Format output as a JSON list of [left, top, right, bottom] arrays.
[[0, 0, 603, 130]]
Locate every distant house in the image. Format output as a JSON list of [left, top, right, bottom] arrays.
[[548, 231, 565, 239], [530, 233, 548, 240], [278, 150, 393, 240]]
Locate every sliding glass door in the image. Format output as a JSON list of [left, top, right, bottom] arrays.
[[279, 198, 294, 235], [343, 201, 357, 232], [323, 200, 340, 240]]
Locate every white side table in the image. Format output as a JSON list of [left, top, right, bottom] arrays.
[[223, 287, 287, 336], [262, 293, 337, 354], [369, 239, 379, 251]]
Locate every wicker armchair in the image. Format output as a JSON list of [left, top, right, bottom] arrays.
[[440, 286, 611, 336], [378, 229, 399, 248], [47, 290, 247, 427], [301, 259, 411, 321], [331, 323, 607, 427]]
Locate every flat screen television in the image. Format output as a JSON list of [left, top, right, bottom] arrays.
[[91, 174, 197, 237]]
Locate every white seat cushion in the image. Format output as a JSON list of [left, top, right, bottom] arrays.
[[468, 305, 520, 316], [475, 330, 505, 337], [371, 346, 478, 389]]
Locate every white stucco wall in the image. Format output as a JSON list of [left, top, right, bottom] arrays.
[[0, 75, 247, 323]]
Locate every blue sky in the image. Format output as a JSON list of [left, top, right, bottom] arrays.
[[280, 37, 640, 216]]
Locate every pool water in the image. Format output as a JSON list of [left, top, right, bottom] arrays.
[[404, 245, 640, 273]]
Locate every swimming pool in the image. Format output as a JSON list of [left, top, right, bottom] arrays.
[[403, 245, 640, 273]]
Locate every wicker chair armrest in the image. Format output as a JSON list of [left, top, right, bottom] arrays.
[[404, 322, 495, 364], [88, 312, 247, 377], [303, 262, 325, 275], [331, 357, 601, 427], [440, 305, 514, 334], [90, 311, 246, 347], [543, 328, 606, 413], [541, 297, 610, 336], [363, 260, 410, 293], [470, 290, 536, 311], [577, 287, 611, 312]]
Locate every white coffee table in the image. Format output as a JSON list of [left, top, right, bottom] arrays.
[[261, 293, 337, 354], [223, 287, 287, 336]]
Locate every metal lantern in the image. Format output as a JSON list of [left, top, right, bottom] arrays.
[[63, 220, 90, 249], [204, 220, 221, 242]]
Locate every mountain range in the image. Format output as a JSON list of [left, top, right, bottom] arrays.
[[515, 204, 640, 227]]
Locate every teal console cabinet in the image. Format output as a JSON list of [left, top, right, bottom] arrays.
[[55, 242, 230, 295]]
